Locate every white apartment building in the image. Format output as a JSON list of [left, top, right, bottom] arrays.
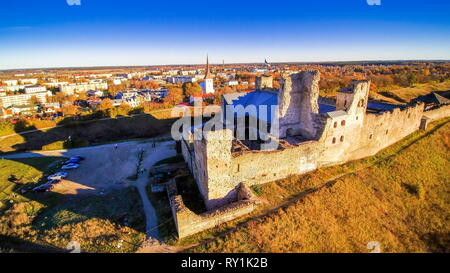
[[43, 82, 69, 87], [167, 76, 197, 84], [3, 85, 26, 92], [2, 80, 18, 86], [19, 78, 38, 85], [60, 82, 108, 95], [179, 70, 197, 76], [163, 70, 179, 76], [24, 85, 47, 94], [0, 91, 52, 108]]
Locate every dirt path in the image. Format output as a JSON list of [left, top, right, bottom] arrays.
[[132, 141, 177, 245], [136, 174, 160, 240]]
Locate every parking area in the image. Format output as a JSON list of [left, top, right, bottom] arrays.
[[4, 139, 177, 196]]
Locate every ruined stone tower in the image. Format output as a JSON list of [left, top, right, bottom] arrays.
[[193, 129, 233, 209], [277, 70, 320, 139], [336, 80, 370, 117], [255, 75, 273, 90]]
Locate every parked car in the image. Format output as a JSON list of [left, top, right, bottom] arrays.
[[72, 155, 86, 161], [64, 158, 80, 164], [47, 172, 68, 180], [49, 179, 62, 184], [32, 182, 54, 192], [61, 163, 80, 170]]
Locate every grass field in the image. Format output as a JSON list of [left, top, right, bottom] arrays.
[[0, 157, 146, 253], [375, 81, 450, 104], [175, 118, 450, 253]]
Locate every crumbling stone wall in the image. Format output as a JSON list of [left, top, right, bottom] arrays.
[[194, 129, 234, 209], [278, 70, 320, 139], [184, 70, 450, 213], [423, 104, 450, 121], [230, 141, 322, 188], [351, 103, 425, 159], [255, 75, 273, 90], [167, 179, 257, 239]]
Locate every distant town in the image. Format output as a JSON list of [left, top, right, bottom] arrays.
[[0, 59, 449, 124]]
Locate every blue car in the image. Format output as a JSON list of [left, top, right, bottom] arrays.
[[64, 158, 80, 164], [49, 179, 61, 184], [33, 182, 54, 192]]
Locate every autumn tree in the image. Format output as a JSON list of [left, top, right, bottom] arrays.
[[164, 87, 183, 105], [77, 92, 87, 101], [97, 98, 114, 111], [117, 102, 131, 116], [182, 82, 202, 97], [147, 81, 159, 90], [62, 105, 79, 116]]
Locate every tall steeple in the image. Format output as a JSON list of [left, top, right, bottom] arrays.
[[204, 54, 213, 79], [200, 54, 215, 94]]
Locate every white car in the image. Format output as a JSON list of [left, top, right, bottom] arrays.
[[48, 172, 68, 180], [61, 163, 79, 170]]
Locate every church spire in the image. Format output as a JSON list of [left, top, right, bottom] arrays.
[[204, 54, 213, 79]]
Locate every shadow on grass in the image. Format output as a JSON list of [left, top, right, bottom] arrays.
[[0, 111, 180, 252]]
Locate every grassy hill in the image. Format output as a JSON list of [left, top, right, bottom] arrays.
[[0, 111, 176, 154], [180, 118, 450, 253], [375, 81, 450, 104]]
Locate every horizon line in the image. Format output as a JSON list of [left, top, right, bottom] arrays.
[[1, 58, 450, 72]]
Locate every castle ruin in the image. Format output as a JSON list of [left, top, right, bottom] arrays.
[[181, 70, 450, 210]]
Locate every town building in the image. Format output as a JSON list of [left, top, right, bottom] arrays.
[[60, 82, 108, 95], [167, 76, 197, 84], [24, 85, 47, 94], [199, 55, 215, 94], [19, 78, 38, 85], [2, 80, 18, 86], [0, 90, 52, 108]]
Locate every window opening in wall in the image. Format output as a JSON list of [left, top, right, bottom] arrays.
[[358, 99, 365, 107], [340, 136, 344, 142], [332, 137, 336, 144]]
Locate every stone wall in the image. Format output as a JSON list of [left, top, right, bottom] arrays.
[[167, 179, 257, 239], [255, 75, 273, 90], [230, 141, 322, 187], [185, 70, 450, 213], [423, 104, 450, 121], [278, 70, 320, 139], [350, 103, 425, 159]]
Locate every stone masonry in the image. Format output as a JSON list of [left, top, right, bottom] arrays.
[[182, 70, 450, 209]]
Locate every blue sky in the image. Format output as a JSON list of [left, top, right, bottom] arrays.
[[1, 0, 449, 69]]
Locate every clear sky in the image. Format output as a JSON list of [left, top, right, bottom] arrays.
[[1, 0, 449, 69]]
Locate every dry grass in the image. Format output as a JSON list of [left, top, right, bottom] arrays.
[[182, 118, 450, 253], [0, 113, 176, 154], [377, 81, 450, 103]]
